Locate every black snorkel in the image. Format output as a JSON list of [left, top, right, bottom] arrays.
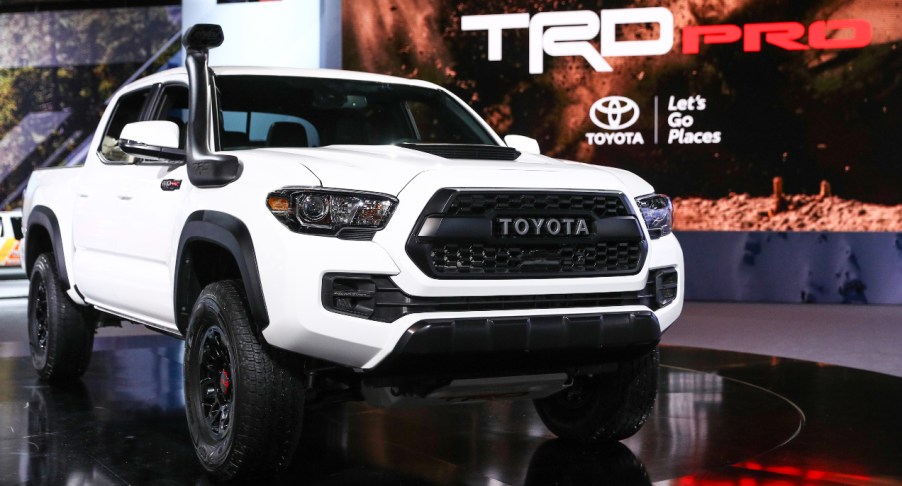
[[183, 24, 242, 187]]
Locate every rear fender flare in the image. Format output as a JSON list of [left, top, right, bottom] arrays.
[[25, 206, 69, 289]]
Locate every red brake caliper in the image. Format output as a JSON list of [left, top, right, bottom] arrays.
[[220, 370, 231, 395]]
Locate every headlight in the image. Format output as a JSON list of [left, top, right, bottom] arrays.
[[635, 194, 672, 239], [266, 188, 397, 239]]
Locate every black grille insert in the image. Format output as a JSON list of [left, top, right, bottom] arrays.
[[406, 190, 647, 279], [448, 192, 629, 217], [430, 241, 643, 275]]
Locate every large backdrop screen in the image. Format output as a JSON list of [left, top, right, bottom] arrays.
[[342, 0, 900, 233]]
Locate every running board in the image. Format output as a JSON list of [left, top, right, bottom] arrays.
[[90, 304, 184, 340], [142, 323, 183, 339]]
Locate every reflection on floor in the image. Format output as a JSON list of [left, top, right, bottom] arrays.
[[0, 336, 899, 485]]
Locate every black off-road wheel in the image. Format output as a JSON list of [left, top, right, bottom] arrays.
[[184, 280, 305, 481], [27, 253, 94, 381], [534, 347, 659, 442]]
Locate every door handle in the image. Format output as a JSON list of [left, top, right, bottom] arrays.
[[117, 195, 133, 201]]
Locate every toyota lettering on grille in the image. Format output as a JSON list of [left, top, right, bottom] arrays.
[[495, 217, 591, 237]]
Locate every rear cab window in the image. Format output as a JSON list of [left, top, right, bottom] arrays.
[[221, 111, 320, 149]]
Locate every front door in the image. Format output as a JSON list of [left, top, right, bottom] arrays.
[[73, 84, 191, 329]]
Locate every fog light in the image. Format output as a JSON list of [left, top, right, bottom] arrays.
[[654, 268, 679, 307], [322, 275, 376, 318]]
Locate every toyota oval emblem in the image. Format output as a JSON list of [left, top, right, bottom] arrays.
[[589, 96, 640, 130]]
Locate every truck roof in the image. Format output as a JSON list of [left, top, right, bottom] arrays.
[[128, 66, 442, 92]]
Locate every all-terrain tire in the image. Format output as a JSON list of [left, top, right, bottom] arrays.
[[534, 347, 659, 442], [184, 280, 305, 481], [27, 253, 94, 381]]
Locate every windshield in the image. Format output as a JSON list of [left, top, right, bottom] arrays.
[[215, 75, 497, 150]]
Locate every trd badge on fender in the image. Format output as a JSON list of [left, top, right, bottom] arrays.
[[161, 179, 182, 191], [496, 217, 590, 236]]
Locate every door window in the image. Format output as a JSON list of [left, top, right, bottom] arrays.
[[153, 85, 189, 149], [98, 88, 151, 163]]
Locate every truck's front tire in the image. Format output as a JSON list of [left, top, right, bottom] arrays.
[[27, 253, 94, 381], [534, 347, 659, 442], [184, 280, 304, 481]]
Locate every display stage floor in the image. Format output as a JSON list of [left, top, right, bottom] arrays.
[[0, 335, 899, 485]]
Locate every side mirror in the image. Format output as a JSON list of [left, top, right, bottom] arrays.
[[504, 134, 541, 155], [119, 121, 185, 163]]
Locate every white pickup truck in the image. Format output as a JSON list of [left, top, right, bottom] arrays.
[[21, 25, 683, 480]]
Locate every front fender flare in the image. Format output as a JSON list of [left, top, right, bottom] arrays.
[[174, 211, 268, 333]]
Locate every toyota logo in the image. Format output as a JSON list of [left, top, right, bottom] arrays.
[[589, 96, 640, 130]]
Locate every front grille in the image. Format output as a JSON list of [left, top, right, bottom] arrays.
[[406, 190, 647, 279], [431, 241, 643, 275]]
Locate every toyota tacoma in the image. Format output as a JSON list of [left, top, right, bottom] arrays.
[[21, 24, 683, 480]]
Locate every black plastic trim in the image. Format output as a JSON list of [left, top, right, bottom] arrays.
[[25, 206, 69, 289], [119, 139, 186, 162], [397, 143, 521, 161], [395, 311, 660, 355], [174, 210, 267, 332], [654, 267, 679, 307], [322, 272, 672, 323], [336, 228, 379, 241], [368, 311, 660, 379], [322, 274, 377, 319]]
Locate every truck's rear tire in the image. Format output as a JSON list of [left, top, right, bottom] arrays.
[[534, 347, 659, 442], [27, 253, 94, 381], [184, 280, 305, 481]]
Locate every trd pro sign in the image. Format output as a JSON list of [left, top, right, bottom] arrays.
[[462, 8, 872, 74]]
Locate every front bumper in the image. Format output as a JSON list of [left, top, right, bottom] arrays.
[[257, 230, 683, 370]]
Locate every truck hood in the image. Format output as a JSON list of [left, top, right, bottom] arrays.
[[245, 145, 652, 196]]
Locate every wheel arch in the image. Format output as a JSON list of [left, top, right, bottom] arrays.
[[25, 206, 69, 289], [174, 210, 268, 335]]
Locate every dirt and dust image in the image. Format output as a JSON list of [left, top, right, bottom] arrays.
[[343, 0, 901, 231], [674, 195, 902, 231]]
